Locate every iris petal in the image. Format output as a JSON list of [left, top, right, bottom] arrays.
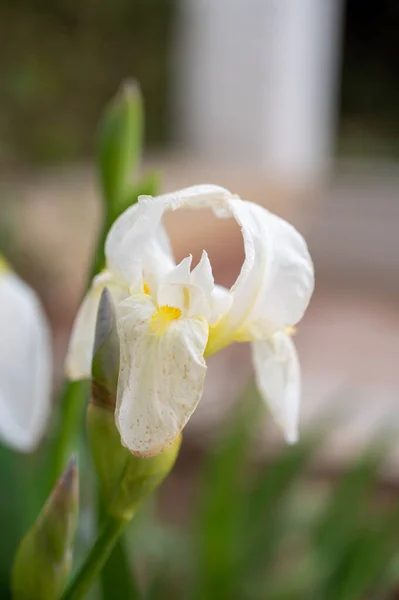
[[116, 294, 208, 456], [0, 272, 52, 451]]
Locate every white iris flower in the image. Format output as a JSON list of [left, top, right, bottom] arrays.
[[0, 257, 52, 451], [66, 185, 314, 456]]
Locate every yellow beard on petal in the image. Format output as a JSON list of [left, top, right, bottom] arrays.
[[150, 305, 182, 334]]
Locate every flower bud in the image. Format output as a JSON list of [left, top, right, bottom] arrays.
[[88, 404, 181, 521], [98, 79, 143, 215], [12, 457, 78, 600], [88, 289, 181, 521]]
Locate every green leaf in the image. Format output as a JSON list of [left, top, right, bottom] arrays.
[[239, 429, 325, 591], [324, 505, 399, 600], [313, 439, 390, 571], [192, 387, 261, 600]]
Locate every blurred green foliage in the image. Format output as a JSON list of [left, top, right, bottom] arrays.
[[2, 389, 399, 599], [126, 389, 399, 600], [0, 0, 174, 165]]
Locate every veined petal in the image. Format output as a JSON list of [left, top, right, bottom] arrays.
[[213, 200, 314, 344], [252, 332, 300, 443], [116, 295, 208, 456], [65, 272, 127, 380], [0, 271, 52, 451]]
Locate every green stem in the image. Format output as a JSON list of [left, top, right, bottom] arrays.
[[49, 214, 108, 487], [49, 381, 89, 488], [61, 514, 127, 600]]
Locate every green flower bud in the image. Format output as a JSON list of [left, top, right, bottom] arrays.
[[98, 79, 143, 216], [12, 458, 78, 600], [89, 289, 181, 521], [88, 404, 181, 521]]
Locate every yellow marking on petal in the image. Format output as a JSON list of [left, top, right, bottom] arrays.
[[285, 326, 297, 336], [143, 281, 150, 295], [205, 322, 233, 357], [150, 305, 182, 334]]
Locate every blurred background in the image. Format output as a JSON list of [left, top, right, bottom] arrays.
[[1, 0, 399, 598]]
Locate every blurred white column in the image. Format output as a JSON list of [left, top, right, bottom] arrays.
[[174, 0, 344, 183], [262, 0, 344, 184], [174, 0, 266, 164]]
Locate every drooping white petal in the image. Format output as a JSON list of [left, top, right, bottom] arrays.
[[65, 271, 127, 380], [0, 272, 52, 452], [220, 200, 314, 340], [116, 295, 208, 456], [252, 332, 301, 443]]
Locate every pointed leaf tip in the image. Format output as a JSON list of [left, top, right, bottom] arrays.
[[120, 79, 141, 101], [59, 455, 78, 494]]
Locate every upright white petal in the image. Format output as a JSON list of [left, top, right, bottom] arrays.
[[65, 272, 127, 380], [191, 251, 214, 296], [0, 271, 52, 451], [189, 251, 214, 317], [216, 200, 314, 341], [209, 284, 232, 325], [106, 187, 313, 343], [105, 186, 234, 292], [105, 199, 175, 291], [153, 184, 234, 214], [157, 256, 192, 311], [105, 201, 173, 269], [252, 332, 300, 443], [157, 252, 214, 319], [116, 295, 208, 456]]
